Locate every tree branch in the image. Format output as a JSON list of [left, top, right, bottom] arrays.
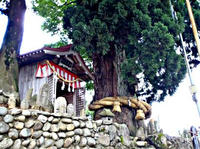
[[63, 0, 77, 6]]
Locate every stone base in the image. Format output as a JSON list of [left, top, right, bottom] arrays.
[[0, 106, 193, 149]]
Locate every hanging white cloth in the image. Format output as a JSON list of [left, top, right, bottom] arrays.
[[68, 75, 71, 92], [72, 77, 75, 92], [61, 81, 65, 90]]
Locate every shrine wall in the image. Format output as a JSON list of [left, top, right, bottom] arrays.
[[19, 62, 47, 100]]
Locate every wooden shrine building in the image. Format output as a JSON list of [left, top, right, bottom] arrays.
[[18, 45, 93, 116]]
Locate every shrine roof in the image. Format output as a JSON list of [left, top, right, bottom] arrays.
[[18, 45, 94, 81]]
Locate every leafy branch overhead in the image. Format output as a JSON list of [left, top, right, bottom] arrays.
[[32, 0, 76, 35], [33, 0, 200, 103]]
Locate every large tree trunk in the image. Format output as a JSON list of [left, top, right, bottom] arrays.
[[0, 0, 26, 93], [93, 49, 129, 100], [92, 49, 139, 135], [92, 50, 118, 101]]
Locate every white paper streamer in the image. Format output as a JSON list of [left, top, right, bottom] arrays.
[[72, 77, 75, 92], [68, 75, 71, 92], [61, 81, 65, 90]]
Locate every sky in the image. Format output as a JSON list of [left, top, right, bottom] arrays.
[[0, 3, 60, 54], [1, 3, 200, 136]]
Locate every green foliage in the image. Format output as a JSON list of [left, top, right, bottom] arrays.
[[85, 109, 94, 119], [32, 0, 76, 36], [99, 127, 105, 132], [63, 0, 187, 103], [33, 0, 200, 103], [120, 136, 124, 144], [44, 40, 68, 48], [148, 133, 168, 149], [172, 0, 200, 68], [86, 81, 94, 90]]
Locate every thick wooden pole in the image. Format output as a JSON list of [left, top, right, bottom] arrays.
[[185, 0, 200, 57]]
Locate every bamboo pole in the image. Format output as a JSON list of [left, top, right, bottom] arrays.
[[185, 0, 200, 118], [170, 0, 200, 118], [185, 0, 200, 57]]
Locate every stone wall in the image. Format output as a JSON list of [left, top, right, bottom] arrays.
[[0, 107, 194, 149]]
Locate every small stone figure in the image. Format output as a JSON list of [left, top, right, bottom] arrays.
[[54, 96, 67, 114], [36, 84, 53, 112], [80, 108, 86, 117], [134, 119, 147, 140], [67, 104, 75, 116], [8, 92, 19, 109], [29, 94, 37, 107], [21, 89, 33, 109], [147, 119, 157, 135]]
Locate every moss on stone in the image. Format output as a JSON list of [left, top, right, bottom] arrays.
[[120, 136, 124, 144]]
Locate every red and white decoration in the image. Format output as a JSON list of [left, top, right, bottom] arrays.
[[35, 61, 81, 88]]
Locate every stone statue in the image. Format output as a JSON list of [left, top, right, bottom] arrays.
[[21, 88, 33, 109], [29, 94, 37, 107], [8, 92, 19, 109], [147, 119, 157, 135], [35, 84, 53, 112], [54, 96, 67, 114], [67, 104, 75, 116], [80, 108, 86, 117]]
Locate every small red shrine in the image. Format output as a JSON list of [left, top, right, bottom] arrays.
[[18, 44, 93, 116]]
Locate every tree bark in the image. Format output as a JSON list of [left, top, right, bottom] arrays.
[[92, 49, 138, 134], [93, 48, 129, 100], [92, 50, 118, 101], [0, 0, 26, 92]]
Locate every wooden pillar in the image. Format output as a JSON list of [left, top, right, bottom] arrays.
[[186, 0, 200, 57], [73, 89, 77, 116]]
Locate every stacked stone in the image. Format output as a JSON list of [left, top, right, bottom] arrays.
[[0, 106, 193, 149], [0, 106, 132, 149]]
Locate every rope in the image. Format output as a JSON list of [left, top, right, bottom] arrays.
[[46, 60, 82, 83], [89, 96, 152, 119], [128, 97, 131, 107]]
